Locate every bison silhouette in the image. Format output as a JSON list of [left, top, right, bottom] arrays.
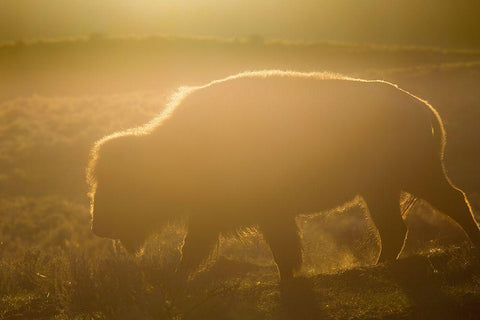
[[87, 71, 480, 281]]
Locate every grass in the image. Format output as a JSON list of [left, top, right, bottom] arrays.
[[1, 238, 479, 319], [1, 196, 479, 319]]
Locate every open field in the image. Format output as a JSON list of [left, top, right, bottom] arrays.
[[1, 36, 480, 319]]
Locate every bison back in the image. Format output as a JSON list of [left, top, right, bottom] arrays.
[[146, 76, 435, 213]]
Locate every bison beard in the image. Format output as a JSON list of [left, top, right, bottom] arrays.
[[87, 70, 480, 281]]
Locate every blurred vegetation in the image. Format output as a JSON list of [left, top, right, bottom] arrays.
[[1, 36, 480, 319], [1, 35, 480, 101], [2, 1, 480, 49]]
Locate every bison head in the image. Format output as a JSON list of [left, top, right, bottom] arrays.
[[88, 134, 160, 253]]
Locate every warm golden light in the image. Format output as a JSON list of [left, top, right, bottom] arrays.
[[2, 1, 480, 319], [1, 1, 480, 47]]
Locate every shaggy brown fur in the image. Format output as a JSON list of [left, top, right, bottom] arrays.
[[87, 70, 480, 281]]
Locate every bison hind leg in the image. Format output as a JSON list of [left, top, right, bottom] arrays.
[[407, 165, 480, 249], [260, 216, 303, 281], [363, 189, 407, 264]]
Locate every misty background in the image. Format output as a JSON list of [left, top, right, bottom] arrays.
[[1, 0, 480, 48]]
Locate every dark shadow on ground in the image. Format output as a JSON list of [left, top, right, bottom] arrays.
[[387, 250, 480, 320], [279, 276, 325, 320], [276, 247, 480, 320]]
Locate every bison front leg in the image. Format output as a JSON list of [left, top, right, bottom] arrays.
[[179, 218, 219, 276], [260, 216, 303, 281], [363, 190, 407, 264]]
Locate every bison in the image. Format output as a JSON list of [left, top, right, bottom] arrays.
[[87, 70, 480, 281]]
